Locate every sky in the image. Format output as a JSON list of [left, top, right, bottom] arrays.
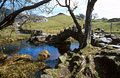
[[93, 0, 120, 19], [1, 0, 119, 19], [37, 0, 120, 19]]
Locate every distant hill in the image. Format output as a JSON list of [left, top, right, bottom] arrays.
[[15, 13, 47, 23], [29, 14, 45, 18], [49, 13, 66, 18], [0, 8, 47, 23], [23, 13, 84, 33], [108, 18, 120, 22]]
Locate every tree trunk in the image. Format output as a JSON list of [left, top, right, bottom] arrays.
[[67, 6, 84, 51], [67, 7, 82, 34], [80, 0, 97, 49]]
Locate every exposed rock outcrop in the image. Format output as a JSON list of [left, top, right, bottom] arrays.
[[0, 54, 8, 64], [94, 55, 120, 78], [43, 47, 120, 78], [4, 54, 34, 65]]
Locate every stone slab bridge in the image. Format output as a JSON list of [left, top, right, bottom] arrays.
[[46, 26, 83, 44]]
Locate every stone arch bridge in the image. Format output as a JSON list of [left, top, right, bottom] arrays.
[[46, 26, 83, 44]]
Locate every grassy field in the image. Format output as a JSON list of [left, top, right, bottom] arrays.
[[0, 13, 120, 44], [0, 27, 30, 44], [92, 19, 120, 32], [23, 14, 84, 34], [23, 14, 120, 33]]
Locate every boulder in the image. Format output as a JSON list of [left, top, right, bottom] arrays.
[[59, 53, 67, 63], [105, 45, 114, 50], [37, 50, 50, 61], [94, 56, 120, 78], [0, 54, 8, 63], [112, 37, 120, 44], [4, 54, 34, 65], [97, 43, 106, 47], [104, 34, 115, 38], [117, 49, 120, 52], [108, 45, 120, 49], [28, 36, 46, 43], [41, 74, 53, 78], [100, 37, 112, 44], [45, 35, 52, 41]]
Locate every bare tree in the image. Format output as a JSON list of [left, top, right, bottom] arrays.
[[0, 0, 52, 30], [56, 0, 97, 50], [56, 0, 82, 32], [81, 0, 97, 49], [0, 0, 97, 51]]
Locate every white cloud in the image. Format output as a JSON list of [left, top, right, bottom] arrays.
[[55, 0, 120, 19], [93, 0, 120, 18], [36, 0, 120, 19]]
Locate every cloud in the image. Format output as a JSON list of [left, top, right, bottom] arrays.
[[93, 0, 120, 18], [35, 0, 120, 18]]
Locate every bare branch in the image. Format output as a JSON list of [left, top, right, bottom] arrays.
[[72, 6, 77, 12], [65, 0, 67, 6], [0, 0, 52, 30], [56, 0, 82, 32], [0, 0, 7, 9], [69, 0, 70, 6], [44, 4, 58, 14], [56, 0, 66, 7]]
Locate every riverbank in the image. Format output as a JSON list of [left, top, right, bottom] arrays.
[[0, 33, 120, 78], [0, 27, 30, 45], [41, 47, 120, 78]]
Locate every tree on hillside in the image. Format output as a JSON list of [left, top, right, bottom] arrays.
[[56, 0, 97, 50], [92, 13, 98, 19], [77, 13, 85, 20], [101, 17, 108, 21]]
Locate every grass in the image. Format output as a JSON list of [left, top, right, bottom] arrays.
[[0, 14, 120, 78], [23, 14, 84, 34], [0, 13, 120, 44], [0, 27, 30, 44], [92, 19, 120, 32], [0, 61, 45, 78], [23, 14, 120, 34]]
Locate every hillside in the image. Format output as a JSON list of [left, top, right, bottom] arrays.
[[23, 13, 84, 34], [92, 19, 120, 32], [22, 13, 120, 34]]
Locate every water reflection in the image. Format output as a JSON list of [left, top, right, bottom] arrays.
[[0, 41, 79, 68], [70, 43, 79, 51]]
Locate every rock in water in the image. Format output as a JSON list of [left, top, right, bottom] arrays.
[[37, 50, 50, 61]]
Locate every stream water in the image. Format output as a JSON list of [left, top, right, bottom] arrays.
[[0, 41, 79, 68]]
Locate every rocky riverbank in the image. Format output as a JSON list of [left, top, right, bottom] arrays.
[[0, 44, 120, 78], [41, 47, 120, 78]]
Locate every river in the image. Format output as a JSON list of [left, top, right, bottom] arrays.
[[0, 41, 79, 68]]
